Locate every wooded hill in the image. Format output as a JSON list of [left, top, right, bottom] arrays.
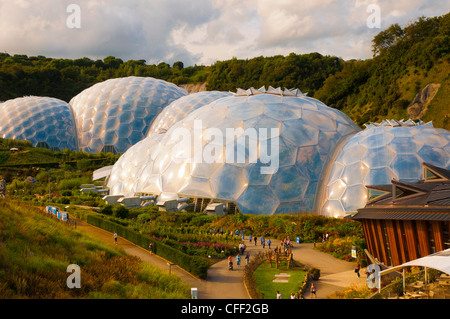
[[0, 13, 448, 129]]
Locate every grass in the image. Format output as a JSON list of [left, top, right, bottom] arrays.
[[253, 260, 307, 299], [0, 199, 190, 299]]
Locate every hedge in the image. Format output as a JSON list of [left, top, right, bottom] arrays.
[[87, 214, 210, 279]]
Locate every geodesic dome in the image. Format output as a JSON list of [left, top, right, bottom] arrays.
[[148, 91, 232, 135], [69, 76, 187, 154], [0, 96, 78, 151], [107, 86, 361, 215], [319, 119, 450, 218]]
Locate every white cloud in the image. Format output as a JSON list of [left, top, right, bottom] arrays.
[[0, 0, 448, 66]]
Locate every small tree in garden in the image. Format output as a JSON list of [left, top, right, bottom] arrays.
[[114, 205, 129, 219]]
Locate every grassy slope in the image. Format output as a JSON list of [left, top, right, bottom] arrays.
[[0, 200, 190, 299]]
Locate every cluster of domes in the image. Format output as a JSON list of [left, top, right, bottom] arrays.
[[107, 86, 362, 215], [0, 77, 187, 153], [1, 76, 449, 217]]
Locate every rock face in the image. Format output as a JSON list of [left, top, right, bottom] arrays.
[[180, 82, 207, 93], [407, 83, 440, 119]]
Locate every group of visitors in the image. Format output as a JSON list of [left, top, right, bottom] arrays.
[[280, 237, 292, 255], [276, 290, 309, 299], [247, 235, 272, 249], [228, 251, 250, 269]]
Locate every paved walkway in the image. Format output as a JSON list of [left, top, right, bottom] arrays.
[[290, 243, 367, 298], [75, 218, 366, 299]]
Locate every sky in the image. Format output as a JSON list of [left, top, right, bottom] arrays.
[[0, 0, 448, 66]]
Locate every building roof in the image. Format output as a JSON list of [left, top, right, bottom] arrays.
[[353, 163, 450, 221]]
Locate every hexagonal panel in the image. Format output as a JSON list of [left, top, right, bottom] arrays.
[[341, 184, 368, 212], [390, 154, 422, 180], [237, 185, 279, 215], [269, 165, 308, 201], [210, 164, 247, 200], [361, 146, 395, 168], [388, 136, 423, 154], [264, 103, 301, 121], [418, 145, 448, 167], [364, 166, 396, 186], [341, 162, 370, 186], [282, 119, 319, 146]]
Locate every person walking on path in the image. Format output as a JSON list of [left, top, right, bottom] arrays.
[[355, 262, 361, 278], [236, 254, 241, 266], [267, 238, 271, 249], [149, 242, 153, 255], [254, 236, 257, 246], [310, 283, 317, 298], [113, 232, 118, 245], [245, 252, 250, 265]]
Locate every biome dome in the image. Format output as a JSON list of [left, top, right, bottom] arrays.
[[319, 119, 450, 218], [69, 76, 187, 154], [0, 96, 78, 151], [148, 90, 232, 135], [107, 86, 361, 215], [108, 91, 233, 196]]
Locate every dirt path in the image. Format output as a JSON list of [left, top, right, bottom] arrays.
[[75, 218, 366, 299]]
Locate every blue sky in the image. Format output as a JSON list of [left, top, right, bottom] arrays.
[[0, 0, 448, 66]]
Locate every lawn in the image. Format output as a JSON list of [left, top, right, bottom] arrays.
[[253, 260, 307, 299]]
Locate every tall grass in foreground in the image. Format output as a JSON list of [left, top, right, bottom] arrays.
[[0, 200, 190, 299]]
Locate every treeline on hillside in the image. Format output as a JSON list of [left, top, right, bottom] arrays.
[[0, 13, 448, 128], [0, 51, 342, 103], [314, 13, 449, 127], [0, 55, 209, 102]]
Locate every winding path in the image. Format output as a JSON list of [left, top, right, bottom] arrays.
[[75, 218, 366, 299]]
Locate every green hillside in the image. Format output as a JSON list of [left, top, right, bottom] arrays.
[[314, 14, 449, 129], [0, 200, 190, 298], [0, 13, 448, 129]]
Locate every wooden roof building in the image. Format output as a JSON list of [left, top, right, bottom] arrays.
[[352, 162, 450, 267]]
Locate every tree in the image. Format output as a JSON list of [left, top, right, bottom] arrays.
[[372, 23, 405, 56], [173, 61, 184, 70]]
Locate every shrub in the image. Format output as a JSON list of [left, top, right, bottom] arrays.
[[61, 190, 72, 197], [113, 205, 129, 219], [308, 268, 320, 280], [100, 204, 113, 216]]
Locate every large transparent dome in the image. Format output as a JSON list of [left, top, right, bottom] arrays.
[[148, 91, 232, 135], [69, 76, 187, 154], [0, 96, 78, 151], [107, 87, 361, 215], [319, 120, 450, 218]]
